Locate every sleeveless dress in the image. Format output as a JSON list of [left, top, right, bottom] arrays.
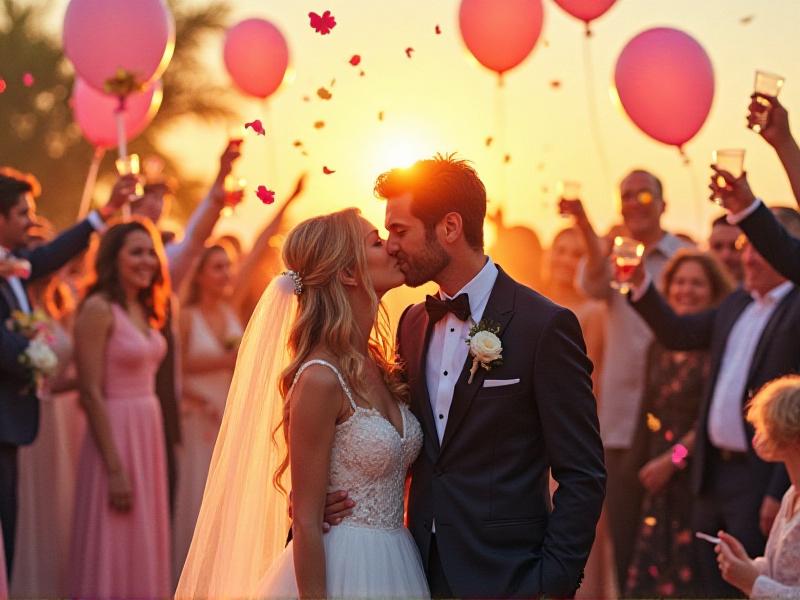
[[256, 359, 430, 599], [173, 305, 242, 582], [12, 319, 85, 598], [68, 303, 171, 598]]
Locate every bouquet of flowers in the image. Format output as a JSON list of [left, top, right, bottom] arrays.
[[6, 310, 58, 391]]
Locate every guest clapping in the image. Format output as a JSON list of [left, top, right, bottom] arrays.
[[69, 219, 171, 599], [715, 375, 800, 599]]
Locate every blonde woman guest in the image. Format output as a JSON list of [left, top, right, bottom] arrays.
[[715, 375, 800, 599], [69, 219, 171, 598], [172, 241, 243, 580]]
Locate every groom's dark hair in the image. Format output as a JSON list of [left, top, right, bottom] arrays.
[[374, 153, 486, 251]]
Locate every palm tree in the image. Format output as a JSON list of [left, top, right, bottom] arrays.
[[0, 0, 237, 228]]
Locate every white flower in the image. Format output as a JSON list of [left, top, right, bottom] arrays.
[[25, 338, 58, 376], [469, 330, 502, 364]]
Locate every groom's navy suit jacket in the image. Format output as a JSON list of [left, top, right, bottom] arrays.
[[737, 201, 800, 285], [398, 267, 606, 599], [0, 219, 96, 446]]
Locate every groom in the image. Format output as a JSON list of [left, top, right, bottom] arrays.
[[380, 155, 605, 598]]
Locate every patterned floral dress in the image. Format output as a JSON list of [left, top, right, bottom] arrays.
[[626, 342, 709, 598]]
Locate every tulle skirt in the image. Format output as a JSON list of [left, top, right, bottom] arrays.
[[256, 524, 430, 599]]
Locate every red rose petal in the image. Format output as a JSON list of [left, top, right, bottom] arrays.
[[244, 119, 266, 135], [322, 166, 335, 174], [349, 54, 361, 66], [313, 121, 325, 129], [435, 25, 441, 35], [309, 10, 336, 35], [317, 87, 332, 100], [405, 47, 414, 59], [549, 80, 561, 89], [256, 185, 275, 205], [485, 136, 493, 147]]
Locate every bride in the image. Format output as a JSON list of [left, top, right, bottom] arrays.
[[176, 208, 429, 599]]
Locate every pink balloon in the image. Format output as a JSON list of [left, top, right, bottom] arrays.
[[63, 0, 174, 95], [553, 0, 617, 24], [72, 78, 163, 149], [459, 0, 544, 76], [224, 19, 289, 100], [614, 27, 714, 148]]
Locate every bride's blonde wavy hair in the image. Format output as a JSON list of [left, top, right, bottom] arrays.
[[273, 208, 407, 493]]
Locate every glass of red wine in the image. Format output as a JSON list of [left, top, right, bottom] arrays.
[[610, 236, 644, 294]]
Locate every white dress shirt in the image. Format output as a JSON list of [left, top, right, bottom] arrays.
[[425, 258, 499, 443], [707, 280, 794, 451]]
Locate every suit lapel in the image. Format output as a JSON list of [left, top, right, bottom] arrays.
[[747, 286, 797, 385], [0, 279, 19, 315], [405, 306, 441, 459], [439, 269, 515, 456]]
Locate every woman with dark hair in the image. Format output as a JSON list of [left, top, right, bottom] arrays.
[[68, 218, 172, 598], [626, 249, 734, 598], [172, 240, 243, 580]]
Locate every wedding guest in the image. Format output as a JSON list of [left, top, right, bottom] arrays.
[[488, 207, 543, 290], [11, 226, 85, 598], [626, 250, 733, 597], [709, 215, 744, 283], [542, 226, 614, 599], [69, 219, 171, 598], [132, 142, 242, 514], [628, 207, 800, 597], [172, 241, 242, 581], [560, 173, 692, 591], [715, 375, 800, 599], [0, 168, 130, 574]]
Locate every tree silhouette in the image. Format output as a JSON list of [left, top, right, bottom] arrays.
[[0, 0, 237, 228]]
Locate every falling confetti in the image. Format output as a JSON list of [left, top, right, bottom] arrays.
[[549, 80, 562, 89], [293, 140, 304, 147], [349, 54, 361, 66], [671, 443, 689, 466], [22, 73, 34, 87], [740, 14, 755, 25], [330, 78, 336, 87], [405, 47, 414, 58], [0, 79, 6, 94], [503, 154, 511, 163], [435, 24, 442, 35], [644, 516, 657, 527], [303, 95, 311, 102], [378, 111, 384, 121], [256, 185, 275, 205], [646, 412, 662, 432], [485, 136, 493, 147], [322, 166, 336, 174], [317, 87, 333, 100], [313, 121, 325, 129], [244, 119, 266, 136], [309, 10, 336, 35], [664, 430, 675, 442]]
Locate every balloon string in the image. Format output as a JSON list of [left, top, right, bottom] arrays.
[[77, 147, 106, 220], [263, 99, 278, 192], [115, 96, 127, 159], [582, 34, 613, 209], [680, 147, 707, 240], [494, 78, 508, 206]]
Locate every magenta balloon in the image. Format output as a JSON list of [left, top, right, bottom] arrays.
[[614, 27, 714, 147], [553, 0, 616, 23], [63, 0, 174, 95], [459, 0, 544, 75], [72, 78, 163, 149], [223, 19, 289, 100]]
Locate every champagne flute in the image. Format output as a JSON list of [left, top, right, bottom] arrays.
[[115, 153, 145, 198], [222, 175, 246, 217], [610, 236, 644, 294], [557, 180, 581, 218], [751, 70, 785, 133], [711, 149, 745, 205]]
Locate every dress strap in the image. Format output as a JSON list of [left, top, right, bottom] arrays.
[[292, 359, 357, 410]]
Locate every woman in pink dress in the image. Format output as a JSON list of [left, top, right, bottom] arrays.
[[69, 219, 171, 598], [173, 242, 242, 580]]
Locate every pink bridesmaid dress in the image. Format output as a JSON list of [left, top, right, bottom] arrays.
[[68, 303, 170, 598]]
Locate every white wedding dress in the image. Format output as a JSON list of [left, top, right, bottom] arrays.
[[255, 359, 430, 599]]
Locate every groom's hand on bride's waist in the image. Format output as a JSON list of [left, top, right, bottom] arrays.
[[322, 490, 354, 530]]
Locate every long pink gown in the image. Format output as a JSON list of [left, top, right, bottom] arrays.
[[68, 303, 170, 598]]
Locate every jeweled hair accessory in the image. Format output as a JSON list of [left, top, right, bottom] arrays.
[[281, 270, 304, 295]]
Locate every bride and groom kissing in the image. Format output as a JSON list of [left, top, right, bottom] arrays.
[[177, 155, 606, 599]]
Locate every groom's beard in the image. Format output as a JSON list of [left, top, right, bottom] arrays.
[[399, 238, 450, 288]]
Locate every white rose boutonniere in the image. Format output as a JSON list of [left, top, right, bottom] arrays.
[[466, 320, 503, 384]]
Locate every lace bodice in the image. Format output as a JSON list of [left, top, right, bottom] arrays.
[[292, 360, 422, 530]]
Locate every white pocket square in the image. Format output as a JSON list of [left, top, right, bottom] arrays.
[[482, 378, 520, 388]]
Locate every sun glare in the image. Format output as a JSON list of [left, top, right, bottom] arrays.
[[371, 132, 433, 175]]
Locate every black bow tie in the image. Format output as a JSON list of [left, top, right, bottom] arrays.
[[425, 293, 471, 324]]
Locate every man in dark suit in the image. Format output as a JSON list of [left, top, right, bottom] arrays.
[[375, 155, 606, 598], [628, 207, 800, 597], [0, 168, 130, 574]]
